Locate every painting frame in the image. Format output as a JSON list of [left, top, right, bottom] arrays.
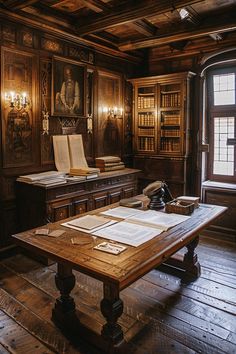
[[52, 56, 86, 117]]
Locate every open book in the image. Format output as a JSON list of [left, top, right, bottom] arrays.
[[101, 206, 190, 231], [53, 134, 99, 175]]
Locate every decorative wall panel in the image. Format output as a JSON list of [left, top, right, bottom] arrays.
[[96, 70, 123, 157], [1, 47, 37, 168]]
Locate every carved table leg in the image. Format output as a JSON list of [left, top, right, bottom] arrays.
[[52, 263, 79, 332], [100, 282, 125, 352], [183, 236, 201, 279]]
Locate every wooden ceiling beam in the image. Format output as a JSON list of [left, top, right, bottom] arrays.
[[77, 0, 201, 35], [2, 0, 38, 10], [131, 19, 157, 37], [81, 0, 111, 13], [119, 15, 236, 51], [0, 7, 141, 63]]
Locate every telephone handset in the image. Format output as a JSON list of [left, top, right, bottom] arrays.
[[143, 180, 173, 209]]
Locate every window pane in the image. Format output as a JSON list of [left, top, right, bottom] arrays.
[[213, 73, 235, 105], [213, 117, 235, 175]]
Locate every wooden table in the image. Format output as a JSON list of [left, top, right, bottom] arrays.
[[12, 202, 227, 353]]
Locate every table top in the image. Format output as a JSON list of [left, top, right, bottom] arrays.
[[12, 201, 227, 290]]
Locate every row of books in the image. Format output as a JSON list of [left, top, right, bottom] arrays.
[[138, 113, 155, 126], [138, 96, 155, 109], [95, 156, 125, 172], [161, 92, 180, 107], [138, 137, 155, 151]]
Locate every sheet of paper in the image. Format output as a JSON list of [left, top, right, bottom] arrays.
[[61, 219, 117, 233], [67, 134, 88, 168], [48, 230, 65, 237], [67, 215, 112, 230], [101, 206, 144, 219], [127, 210, 190, 231], [93, 221, 162, 247], [53, 135, 71, 173], [94, 242, 127, 254]]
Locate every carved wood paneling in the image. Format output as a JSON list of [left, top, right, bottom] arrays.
[[96, 70, 123, 158], [2, 24, 16, 42], [1, 47, 38, 168], [41, 37, 63, 54]]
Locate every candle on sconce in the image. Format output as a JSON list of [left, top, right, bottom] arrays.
[[10, 91, 14, 104], [22, 92, 27, 105]]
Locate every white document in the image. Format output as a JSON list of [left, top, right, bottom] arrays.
[[93, 221, 162, 247], [61, 219, 117, 233], [53, 134, 88, 173], [127, 210, 190, 231], [101, 206, 144, 219], [67, 215, 112, 230], [67, 134, 88, 168], [53, 135, 71, 173]]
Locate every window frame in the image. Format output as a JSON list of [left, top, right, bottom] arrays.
[[207, 66, 236, 183]]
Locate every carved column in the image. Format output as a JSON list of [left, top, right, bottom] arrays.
[[183, 235, 201, 278], [52, 263, 79, 329], [100, 282, 124, 348]]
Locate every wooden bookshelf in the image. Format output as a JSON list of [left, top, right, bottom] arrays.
[[129, 72, 195, 196]]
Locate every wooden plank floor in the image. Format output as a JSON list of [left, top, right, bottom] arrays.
[[0, 234, 235, 354]]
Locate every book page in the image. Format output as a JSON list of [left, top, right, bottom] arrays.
[[101, 206, 144, 219], [127, 210, 190, 231], [61, 219, 117, 233], [93, 221, 162, 247], [53, 135, 71, 173], [67, 134, 88, 168], [67, 215, 112, 230]]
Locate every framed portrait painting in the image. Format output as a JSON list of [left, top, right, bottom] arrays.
[[52, 56, 86, 117]]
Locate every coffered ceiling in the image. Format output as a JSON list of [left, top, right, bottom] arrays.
[[1, 0, 236, 61]]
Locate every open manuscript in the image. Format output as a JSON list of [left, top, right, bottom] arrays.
[[62, 206, 191, 247], [52, 135, 99, 175]]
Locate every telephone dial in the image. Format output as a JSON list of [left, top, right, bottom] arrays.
[[143, 181, 173, 210]]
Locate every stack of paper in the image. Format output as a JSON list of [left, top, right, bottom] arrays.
[[17, 171, 66, 185], [61, 215, 117, 233]]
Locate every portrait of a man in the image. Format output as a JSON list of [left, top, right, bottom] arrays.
[[52, 57, 85, 117]]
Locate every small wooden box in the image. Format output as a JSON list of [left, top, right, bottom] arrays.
[[165, 199, 195, 215]]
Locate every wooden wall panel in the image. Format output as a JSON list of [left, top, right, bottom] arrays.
[[96, 70, 123, 158], [0, 17, 138, 248], [1, 47, 38, 168]]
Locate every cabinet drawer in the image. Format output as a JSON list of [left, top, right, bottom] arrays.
[[123, 185, 136, 198], [92, 192, 109, 210], [73, 197, 90, 215], [109, 189, 122, 204], [49, 202, 72, 222]]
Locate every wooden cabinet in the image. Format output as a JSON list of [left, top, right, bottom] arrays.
[[202, 180, 236, 241], [129, 72, 195, 196], [16, 168, 140, 231]]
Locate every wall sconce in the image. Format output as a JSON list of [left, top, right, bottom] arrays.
[[5, 91, 29, 110], [102, 106, 123, 118]]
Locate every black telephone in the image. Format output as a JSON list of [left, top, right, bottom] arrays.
[[143, 181, 173, 209]]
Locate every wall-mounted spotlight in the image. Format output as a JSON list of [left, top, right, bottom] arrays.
[[177, 7, 200, 26]]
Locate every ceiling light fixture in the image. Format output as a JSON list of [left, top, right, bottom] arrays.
[[177, 7, 200, 26]]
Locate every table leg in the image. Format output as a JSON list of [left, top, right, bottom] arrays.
[[100, 282, 125, 351], [183, 235, 201, 278], [52, 263, 79, 330]]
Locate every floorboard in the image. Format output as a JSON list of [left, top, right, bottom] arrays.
[[0, 235, 235, 353]]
